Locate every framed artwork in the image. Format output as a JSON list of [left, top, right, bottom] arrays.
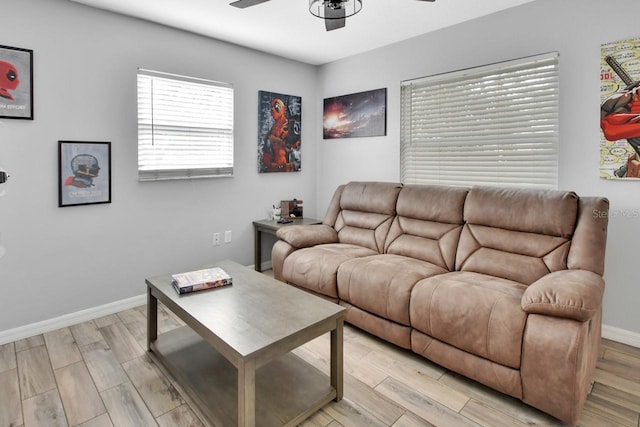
[[0, 45, 33, 120], [323, 88, 386, 139], [58, 141, 111, 207], [600, 37, 640, 179], [258, 90, 302, 173]]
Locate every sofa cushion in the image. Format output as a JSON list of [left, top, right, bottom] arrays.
[[384, 184, 468, 270], [334, 182, 402, 253], [339, 181, 401, 215], [463, 186, 578, 237], [410, 271, 528, 369], [337, 254, 447, 326], [456, 186, 578, 285], [281, 243, 377, 299]]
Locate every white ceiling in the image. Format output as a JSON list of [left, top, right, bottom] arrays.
[[70, 0, 536, 65]]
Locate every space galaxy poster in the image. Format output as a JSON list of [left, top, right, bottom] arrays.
[[600, 37, 640, 179], [323, 88, 386, 139], [257, 91, 302, 173]]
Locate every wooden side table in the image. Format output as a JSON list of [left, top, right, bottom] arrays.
[[253, 217, 322, 271]]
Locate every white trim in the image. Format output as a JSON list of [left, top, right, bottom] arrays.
[[0, 294, 146, 346], [248, 260, 273, 272], [602, 324, 640, 349]]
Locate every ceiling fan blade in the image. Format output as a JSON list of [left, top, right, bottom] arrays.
[[229, 0, 270, 8], [324, 3, 346, 31]]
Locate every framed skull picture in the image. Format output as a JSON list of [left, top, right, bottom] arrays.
[[58, 141, 111, 207], [0, 45, 33, 120]]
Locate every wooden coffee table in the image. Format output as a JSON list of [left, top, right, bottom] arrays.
[[146, 259, 345, 427]]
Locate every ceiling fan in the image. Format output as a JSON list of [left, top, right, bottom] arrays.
[[230, 0, 435, 32]]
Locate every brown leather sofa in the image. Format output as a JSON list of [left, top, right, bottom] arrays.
[[272, 181, 609, 425]]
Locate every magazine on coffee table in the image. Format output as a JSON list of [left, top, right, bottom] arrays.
[[172, 267, 232, 294]]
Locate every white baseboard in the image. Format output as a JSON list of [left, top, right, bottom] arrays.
[[602, 324, 640, 348], [0, 294, 146, 346], [248, 260, 272, 271]]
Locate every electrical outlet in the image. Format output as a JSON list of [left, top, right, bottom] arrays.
[[213, 232, 220, 246], [224, 230, 232, 243]]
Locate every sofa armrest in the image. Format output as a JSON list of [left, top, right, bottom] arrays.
[[276, 224, 338, 249], [521, 270, 604, 322]]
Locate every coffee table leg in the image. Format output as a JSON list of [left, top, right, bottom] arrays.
[[238, 359, 256, 427], [147, 286, 158, 350], [330, 316, 344, 401]]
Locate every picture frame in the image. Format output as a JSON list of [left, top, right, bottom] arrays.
[[323, 88, 386, 139], [257, 90, 302, 173], [600, 37, 640, 180], [0, 45, 33, 120], [58, 141, 111, 207]]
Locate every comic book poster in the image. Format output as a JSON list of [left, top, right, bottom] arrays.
[[0, 45, 33, 120], [257, 91, 301, 173], [323, 88, 387, 139], [600, 37, 640, 179]]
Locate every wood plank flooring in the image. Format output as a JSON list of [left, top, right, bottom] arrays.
[[1, 279, 639, 426]]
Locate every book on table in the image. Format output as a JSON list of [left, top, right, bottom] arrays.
[[172, 267, 232, 294]]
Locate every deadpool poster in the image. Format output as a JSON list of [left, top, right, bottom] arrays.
[[600, 37, 640, 179], [0, 45, 33, 120], [257, 90, 302, 173]]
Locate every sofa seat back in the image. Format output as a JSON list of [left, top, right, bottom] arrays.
[[385, 184, 469, 271], [333, 182, 402, 253], [456, 186, 579, 285]]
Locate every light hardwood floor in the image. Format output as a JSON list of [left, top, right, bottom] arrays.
[[1, 286, 639, 426]]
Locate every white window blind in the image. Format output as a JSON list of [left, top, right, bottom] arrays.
[[137, 69, 234, 181], [400, 52, 559, 189]]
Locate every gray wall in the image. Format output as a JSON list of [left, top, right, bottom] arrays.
[[0, 0, 319, 331], [316, 0, 640, 337]]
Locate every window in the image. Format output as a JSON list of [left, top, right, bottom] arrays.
[[400, 52, 559, 189], [137, 69, 234, 181]]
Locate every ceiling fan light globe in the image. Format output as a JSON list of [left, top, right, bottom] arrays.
[[309, 0, 361, 19]]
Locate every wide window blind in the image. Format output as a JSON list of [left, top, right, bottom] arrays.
[[400, 52, 559, 189], [137, 69, 234, 181]]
